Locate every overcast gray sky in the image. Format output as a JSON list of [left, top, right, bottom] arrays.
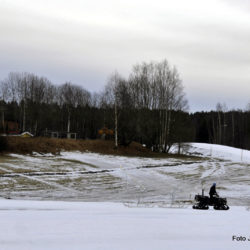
[[0, 0, 249, 111]]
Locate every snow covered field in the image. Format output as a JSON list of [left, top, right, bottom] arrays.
[[0, 199, 250, 250], [0, 143, 249, 205], [0, 143, 250, 249]]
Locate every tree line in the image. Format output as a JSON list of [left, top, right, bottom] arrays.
[[192, 106, 250, 150], [0, 59, 249, 152]]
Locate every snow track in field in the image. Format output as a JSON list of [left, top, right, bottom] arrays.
[[0, 143, 250, 205]]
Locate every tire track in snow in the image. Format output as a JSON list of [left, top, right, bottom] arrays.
[[200, 162, 224, 179], [0, 163, 83, 195], [16, 173, 83, 195]]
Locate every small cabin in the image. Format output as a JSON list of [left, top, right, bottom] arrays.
[[20, 132, 34, 138]]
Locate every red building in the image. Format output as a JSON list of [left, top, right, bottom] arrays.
[[5, 121, 20, 134]]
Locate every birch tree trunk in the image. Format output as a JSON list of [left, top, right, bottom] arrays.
[[218, 112, 221, 144], [212, 117, 216, 144], [67, 110, 71, 133], [22, 100, 26, 131], [232, 112, 235, 146], [114, 101, 118, 148]]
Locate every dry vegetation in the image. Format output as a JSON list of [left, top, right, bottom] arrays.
[[2, 137, 204, 160], [5, 137, 155, 157]]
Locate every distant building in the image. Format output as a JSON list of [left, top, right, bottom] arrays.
[[20, 132, 34, 138], [44, 130, 77, 139], [1, 121, 20, 135], [50, 132, 59, 138], [66, 132, 77, 139]]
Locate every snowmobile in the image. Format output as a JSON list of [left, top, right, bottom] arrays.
[[192, 189, 229, 210]]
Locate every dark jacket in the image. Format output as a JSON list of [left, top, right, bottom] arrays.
[[209, 185, 217, 197]]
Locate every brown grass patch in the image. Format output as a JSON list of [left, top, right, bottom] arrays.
[[5, 137, 202, 159], [5, 137, 152, 157]]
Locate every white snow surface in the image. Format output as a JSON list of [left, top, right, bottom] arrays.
[[58, 142, 250, 167], [0, 199, 249, 250], [1, 143, 250, 249], [187, 143, 250, 163]]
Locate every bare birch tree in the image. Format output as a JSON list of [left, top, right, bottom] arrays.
[[129, 59, 188, 152], [103, 72, 125, 148]]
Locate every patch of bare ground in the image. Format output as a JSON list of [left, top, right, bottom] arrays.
[[5, 137, 202, 159]]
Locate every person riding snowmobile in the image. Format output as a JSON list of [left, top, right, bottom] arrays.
[[209, 183, 218, 201]]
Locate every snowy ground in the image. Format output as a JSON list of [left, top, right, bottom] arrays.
[[0, 143, 249, 205], [187, 143, 250, 162], [0, 199, 249, 250], [0, 143, 250, 249]]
